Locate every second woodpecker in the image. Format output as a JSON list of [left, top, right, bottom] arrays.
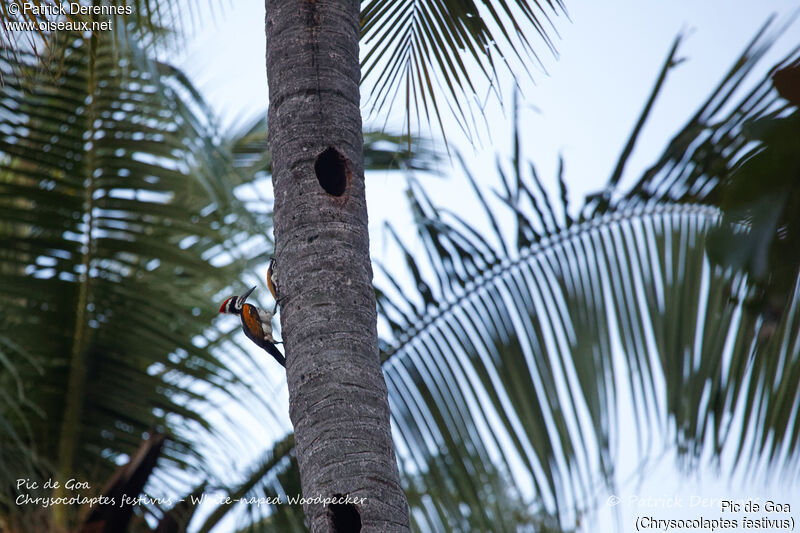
[[219, 286, 285, 367], [266, 257, 279, 312]]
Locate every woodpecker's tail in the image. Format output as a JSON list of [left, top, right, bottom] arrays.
[[263, 342, 286, 367]]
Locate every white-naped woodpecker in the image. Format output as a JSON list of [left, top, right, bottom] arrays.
[[266, 257, 279, 312], [219, 286, 285, 367]]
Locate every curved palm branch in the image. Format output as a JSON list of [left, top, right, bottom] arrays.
[[374, 26, 800, 530], [379, 188, 725, 530], [613, 22, 800, 475]]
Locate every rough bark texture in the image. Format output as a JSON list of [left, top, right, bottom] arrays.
[[265, 1, 410, 531]]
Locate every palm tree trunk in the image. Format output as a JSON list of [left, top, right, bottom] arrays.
[[265, 1, 410, 531]]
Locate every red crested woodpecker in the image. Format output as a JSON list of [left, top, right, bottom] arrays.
[[219, 286, 285, 367], [266, 257, 279, 311]]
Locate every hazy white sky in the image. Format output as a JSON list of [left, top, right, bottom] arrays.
[[181, 1, 800, 531]]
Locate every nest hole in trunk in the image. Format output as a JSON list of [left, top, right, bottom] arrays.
[[315, 146, 349, 197], [326, 494, 361, 533]]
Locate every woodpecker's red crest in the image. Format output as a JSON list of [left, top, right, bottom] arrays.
[[219, 285, 255, 314], [218, 286, 285, 367]]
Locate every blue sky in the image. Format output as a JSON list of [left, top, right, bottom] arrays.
[[180, 1, 800, 530]]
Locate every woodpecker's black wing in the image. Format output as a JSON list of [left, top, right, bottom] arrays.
[[260, 338, 286, 367], [241, 304, 286, 367]]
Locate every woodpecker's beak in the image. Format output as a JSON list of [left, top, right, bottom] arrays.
[[241, 285, 257, 302]]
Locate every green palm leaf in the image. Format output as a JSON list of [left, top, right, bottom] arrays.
[[374, 26, 800, 530], [380, 188, 723, 528], [360, 0, 567, 141], [0, 29, 276, 529]]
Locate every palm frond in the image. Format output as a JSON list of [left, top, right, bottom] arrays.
[[360, 0, 567, 142], [372, 23, 800, 530], [610, 16, 800, 210], [606, 21, 800, 474], [0, 28, 277, 528], [379, 189, 722, 529]]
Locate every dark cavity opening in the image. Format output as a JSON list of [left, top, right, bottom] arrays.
[[327, 495, 361, 533], [315, 147, 348, 197]]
